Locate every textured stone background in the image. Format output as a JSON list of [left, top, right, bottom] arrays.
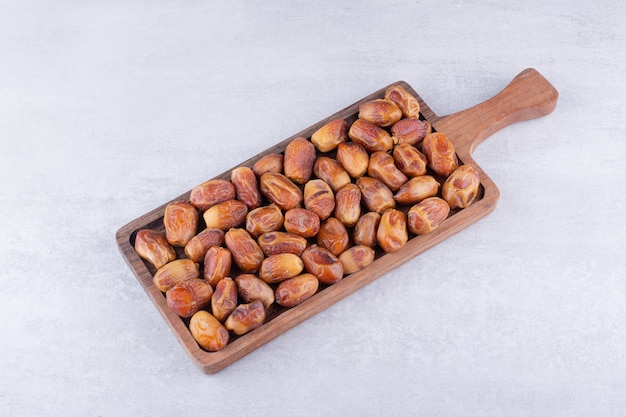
[[1, 1, 625, 415]]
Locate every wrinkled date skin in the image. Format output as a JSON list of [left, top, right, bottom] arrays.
[[377, 208, 408, 253], [442, 165, 480, 209], [393, 143, 428, 177], [252, 153, 283, 177], [189, 179, 236, 212], [385, 84, 421, 118], [184, 227, 225, 263], [317, 217, 349, 256], [367, 151, 408, 192], [336, 141, 369, 178], [235, 273, 275, 309], [422, 132, 459, 178], [357, 176, 396, 214], [275, 273, 319, 308], [211, 277, 238, 323], [189, 310, 229, 352], [259, 172, 303, 211], [203, 246, 232, 288], [313, 156, 351, 193], [407, 197, 451, 235], [390, 117, 431, 146], [259, 253, 305, 284], [163, 201, 198, 247], [257, 231, 308, 257], [283, 208, 321, 238], [166, 278, 213, 318], [301, 244, 344, 285], [303, 179, 335, 221], [311, 118, 348, 152], [202, 199, 248, 231], [153, 259, 200, 292], [348, 119, 394, 153], [225, 300, 266, 336], [134, 229, 176, 269], [334, 183, 362, 227], [284, 137, 316, 184], [224, 228, 265, 273], [393, 175, 440, 205], [231, 166, 262, 209], [358, 99, 402, 127], [353, 211, 381, 248], [245, 204, 284, 238], [339, 245, 376, 274]]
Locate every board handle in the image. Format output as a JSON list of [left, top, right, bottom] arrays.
[[432, 68, 559, 156]]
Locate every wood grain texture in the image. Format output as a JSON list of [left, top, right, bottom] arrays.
[[116, 68, 558, 374]]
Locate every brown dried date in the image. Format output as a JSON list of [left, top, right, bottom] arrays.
[[153, 259, 200, 292], [189, 310, 229, 352], [259, 172, 303, 211], [257, 231, 308, 257], [339, 245, 375, 274], [317, 217, 349, 256], [353, 211, 381, 248], [336, 141, 369, 178], [225, 300, 266, 336], [393, 143, 428, 177], [166, 278, 213, 318], [235, 273, 275, 309], [442, 165, 480, 209], [202, 199, 248, 231], [189, 179, 236, 212], [283, 208, 321, 238], [313, 156, 351, 192], [356, 176, 396, 214], [311, 118, 348, 152], [245, 204, 284, 238], [390, 117, 431, 146], [422, 132, 458, 177], [348, 119, 394, 153], [275, 273, 319, 308], [358, 99, 402, 127], [259, 253, 305, 283], [163, 201, 198, 247], [385, 84, 420, 118], [252, 153, 283, 177], [334, 183, 361, 227], [377, 208, 408, 253], [184, 227, 225, 263], [393, 175, 440, 205], [303, 179, 335, 221], [235, 274, 274, 308], [231, 166, 262, 209], [284, 137, 316, 184], [407, 197, 450, 235], [134, 229, 176, 269], [203, 246, 232, 288], [367, 151, 408, 191], [211, 277, 238, 323], [224, 228, 264, 273], [301, 244, 344, 285]]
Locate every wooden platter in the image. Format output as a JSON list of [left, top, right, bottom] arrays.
[[116, 68, 558, 374]]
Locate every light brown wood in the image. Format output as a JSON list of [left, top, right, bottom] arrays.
[[116, 68, 558, 374]]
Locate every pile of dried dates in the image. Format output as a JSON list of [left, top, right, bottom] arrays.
[[134, 85, 480, 352]]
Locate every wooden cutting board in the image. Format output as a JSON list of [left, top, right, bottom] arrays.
[[116, 68, 558, 374]]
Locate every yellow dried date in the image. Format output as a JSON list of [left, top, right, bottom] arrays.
[[348, 119, 394, 153], [353, 211, 381, 248], [301, 244, 344, 285], [393, 143, 428, 177], [275, 273, 319, 308], [407, 197, 450, 235], [252, 153, 283, 177], [211, 277, 238, 323], [189, 179, 236, 212], [235, 273, 275, 309], [224, 228, 264, 273], [189, 310, 229, 352], [259, 172, 303, 211], [422, 132, 458, 178], [203, 246, 232, 288], [283, 208, 321, 238], [184, 227, 225, 263], [377, 208, 408, 253], [284, 137, 316, 184], [313, 156, 351, 193], [356, 176, 396, 214], [442, 165, 480, 209], [153, 258, 200, 292], [336, 141, 369, 178], [393, 175, 440, 205], [163, 201, 198, 247], [311, 118, 348, 152], [166, 278, 213, 318], [245, 204, 284, 238], [367, 151, 408, 192], [225, 300, 266, 336], [334, 183, 361, 227], [259, 253, 305, 283], [339, 245, 375, 274], [358, 99, 402, 127], [257, 231, 308, 257], [231, 166, 262, 210], [317, 217, 349, 256], [390, 117, 431, 146], [202, 199, 248, 231], [303, 179, 335, 221], [134, 229, 176, 270], [385, 84, 420, 118]]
